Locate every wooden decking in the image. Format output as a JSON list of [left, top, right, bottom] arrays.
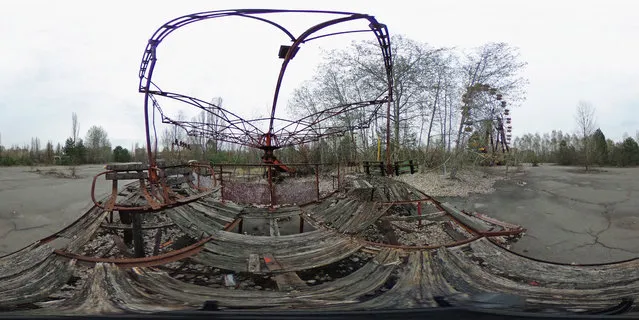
[[1, 176, 637, 315]]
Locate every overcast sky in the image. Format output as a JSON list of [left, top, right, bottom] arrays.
[[0, 0, 637, 149]]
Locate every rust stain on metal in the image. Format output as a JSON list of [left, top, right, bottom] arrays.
[[54, 236, 212, 268]]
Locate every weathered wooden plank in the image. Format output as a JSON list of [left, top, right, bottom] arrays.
[[381, 211, 447, 222], [432, 247, 488, 296], [128, 251, 400, 310], [442, 222, 469, 242], [296, 249, 399, 302], [277, 241, 361, 272], [331, 202, 363, 231], [263, 253, 281, 272], [263, 255, 306, 291], [106, 162, 145, 171], [240, 206, 301, 220], [272, 272, 307, 291], [127, 268, 295, 308], [39, 263, 185, 314], [269, 219, 280, 236], [321, 199, 359, 225], [440, 202, 491, 233], [352, 251, 431, 309], [420, 251, 460, 299], [60, 209, 109, 254], [0, 256, 75, 308], [339, 202, 392, 234], [105, 171, 147, 180], [192, 251, 247, 272], [248, 254, 261, 273], [461, 238, 639, 289], [186, 202, 235, 223], [438, 246, 629, 309], [100, 221, 174, 230], [166, 206, 225, 238], [193, 230, 362, 273], [198, 199, 243, 219], [0, 244, 54, 279]]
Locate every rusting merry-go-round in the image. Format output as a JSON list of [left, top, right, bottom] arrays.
[[2, 9, 639, 316]]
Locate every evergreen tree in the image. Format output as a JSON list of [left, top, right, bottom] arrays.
[[591, 128, 607, 165]]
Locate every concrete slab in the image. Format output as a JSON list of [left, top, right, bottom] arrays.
[[441, 165, 639, 264], [0, 165, 109, 256]]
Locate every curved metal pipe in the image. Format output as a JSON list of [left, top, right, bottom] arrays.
[[138, 10, 394, 164], [54, 236, 212, 268]]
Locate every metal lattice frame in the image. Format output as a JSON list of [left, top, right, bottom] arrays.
[[139, 9, 394, 167], [462, 84, 512, 158]]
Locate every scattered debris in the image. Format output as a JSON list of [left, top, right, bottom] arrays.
[[224, 274, 236, 287], [395, 169, 502, 197]]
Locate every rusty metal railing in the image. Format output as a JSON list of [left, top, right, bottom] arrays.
[[90, 162, 216, 212]]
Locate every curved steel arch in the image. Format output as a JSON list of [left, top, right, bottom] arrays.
[[139, 9, 394, 170]]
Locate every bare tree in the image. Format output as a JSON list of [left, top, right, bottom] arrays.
[[574, 100, 596, 171], [190, 97, 224, 161], [160, 128, 173, 153], [209, 97, 224, 154], [285, 37, 527, 171], [288, 35, 443, 162], [71, 112, 80, 144], [456, 43, 528, 150], [30, 137, 41, 162], [159, 111, 188, 161], [423, 51, 459, 152]]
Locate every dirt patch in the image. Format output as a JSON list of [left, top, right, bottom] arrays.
[[296, 251, 373, 285], [565, 168, 608, 174], [28, 167, 82, 179]]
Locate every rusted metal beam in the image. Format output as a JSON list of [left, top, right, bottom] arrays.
[[54, 236, 212, 268], [105, 172, 148, 180], [223, 218, 242, 232]]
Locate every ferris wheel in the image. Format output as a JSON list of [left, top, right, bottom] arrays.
[[461, 84, 513, 162]]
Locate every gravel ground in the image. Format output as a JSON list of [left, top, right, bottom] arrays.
[[360, 224, 387, 243], [395, 222, 454, 246], [394, 168, 504, 197], [297, 251, 373, 286], [78, 211, 183, 259]]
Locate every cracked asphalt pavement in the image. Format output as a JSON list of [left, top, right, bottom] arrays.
[[0, 165, 109, 256], [441, 164, 639, 264]]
